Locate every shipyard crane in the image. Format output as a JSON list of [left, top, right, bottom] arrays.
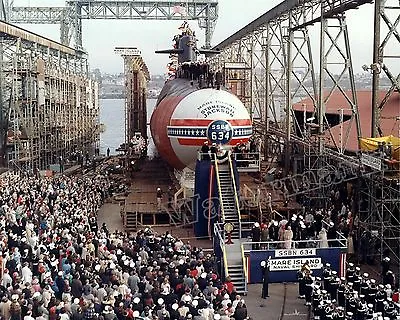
[[2, 0, 218, 50]]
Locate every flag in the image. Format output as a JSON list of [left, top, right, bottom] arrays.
[[173, 5, 186, 15], [178, 21, 188, 30]]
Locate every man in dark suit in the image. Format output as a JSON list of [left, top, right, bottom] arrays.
[[201, 141, 210, 160], [261, 257, 271, 299]]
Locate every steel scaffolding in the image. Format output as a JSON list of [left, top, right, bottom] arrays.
[[209, 0, 366, 161], [358, 167, 400, 275], [208, 0, 400, 273], [115, 48, 150, 147], [7, 0, 219, 50], [371, 0, 400, 137], [0, 21, 99, 171]]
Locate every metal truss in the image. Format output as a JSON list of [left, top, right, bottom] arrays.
[[358, 0, 400, 279], [209, 0, 364, 168], [209, 0, 400, 276], [371, 0, 400, 137], [358, 171, 400, 277], [8, 0, 219, 50], [316, 14, 360, 153], [0, 20, 98, 169], [0, 0, 7, 21]]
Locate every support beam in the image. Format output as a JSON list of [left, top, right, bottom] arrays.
[[371, 0, 400, 137], [213, 0, 372, 51], [9, 0, 219, 49], [371, 0, 382, 137], [0, 0, 8, 21]]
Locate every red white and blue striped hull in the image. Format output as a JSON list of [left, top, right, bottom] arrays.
[[150, 79, 252, 170]]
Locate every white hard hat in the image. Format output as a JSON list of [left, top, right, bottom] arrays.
[[132, 311, 140, 318]]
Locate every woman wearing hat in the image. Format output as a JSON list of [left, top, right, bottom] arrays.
[[9, 295, 21, 320], [283, 226, 293, 249]]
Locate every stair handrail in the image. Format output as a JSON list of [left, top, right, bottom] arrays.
[[222, 244, 229, 279], [228, 151, 242, 238], [213, 153, 226, 222], [214, 223, 229, 278], [272, 209, 284, 220], [241, 243, 248, 293], [135, 203, 138, 229]]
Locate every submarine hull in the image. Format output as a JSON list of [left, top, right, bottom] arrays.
[[150, 78, 252, 170]]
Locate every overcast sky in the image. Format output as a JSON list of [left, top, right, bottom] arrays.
[[14, 0, 382, 76]]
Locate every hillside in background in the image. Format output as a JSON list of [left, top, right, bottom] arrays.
[[92, 69, 165, 99]]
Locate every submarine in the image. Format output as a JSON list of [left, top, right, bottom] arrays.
[[150, 23, 253, 171]]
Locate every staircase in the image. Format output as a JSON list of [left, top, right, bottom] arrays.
[[227, 263, 247, 294], [215, 163, 247, 295], [216, 164, 240, 239], [124, 207, 138, 230], [225, 241, 247, 295], [125, 213, 137, 230]]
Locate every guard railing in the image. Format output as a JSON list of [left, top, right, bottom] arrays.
[[240, 235, 348, 252], [197, 151, 260, 172], [213, 153, 225, 222], [214, 222, 229, 279], [241, 243, 248, 293], [231, 152, 260, 172], [228, 151, 242, 238]]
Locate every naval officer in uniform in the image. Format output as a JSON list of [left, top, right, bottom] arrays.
[[261, 256, 272, 299]]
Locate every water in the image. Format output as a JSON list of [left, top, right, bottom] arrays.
[[99, 98, 157, 156]]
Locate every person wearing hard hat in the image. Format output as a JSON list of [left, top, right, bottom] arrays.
[[210, 143, 217, 159], [156, 187, 163, 211], [251, 222, 261, 250], [381, 256, 391, 277]]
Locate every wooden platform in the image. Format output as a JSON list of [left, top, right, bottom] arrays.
[[124, 158, 176, 228], [239, 171, 302, 220]]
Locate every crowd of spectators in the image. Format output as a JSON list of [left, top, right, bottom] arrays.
[[0, 172, 249, 320], [250, 182, 382, 261]]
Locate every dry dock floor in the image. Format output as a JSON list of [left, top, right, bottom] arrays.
[[98, 202, 311, 320]]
